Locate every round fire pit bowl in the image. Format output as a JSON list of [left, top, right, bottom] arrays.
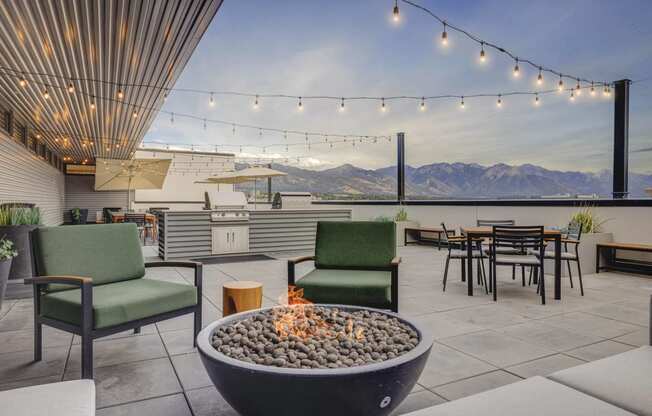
[[197, 304, 433, 416]]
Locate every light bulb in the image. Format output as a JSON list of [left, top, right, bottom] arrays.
[[496, 95, 502, 107], [90, 102, 95, 110], [537, 68, 543, 85], [43, 89, 50, 99], [132, 111, 138, 118], [380, 98, 386, 112], [298, 97, 303, 111], [209, 92, 215, 107], [19, 78, 27, 87], [392, 0, 399, 22], [441, 25, 448, 46], [569, 91, 575, 101], [558, 76, 564, 92], [420, 97, 426, 111], [117, 88, 124, 99], [575, 80, 582, 96], [590, 82, 596, 96], [513, 59, 520, 77], [253, 95, 259, 109], [479, 42, 486, 62], [67, 82, 74, 93], [460, 96, 465, 109], [340, 98, 345, 112], [534, 94, 540, 106]]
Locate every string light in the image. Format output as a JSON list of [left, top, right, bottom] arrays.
[[441, 22, 448, 45], [569, 90, 575, 101], [42, 89, 49, 99], [537, 68, 543, 85], [19, 78, 27, 87], [558, 75, 564, 92], [209, 92, 215, 107], [67, 82, 74, 93], [340, 97, 345, 111], [513, 58, 520, 77], [90, 101, 95, 110], [117, 87, 124, 99], [575, 79, 582, 96], [479, 42, 486, 62], [298, 97, 303, 111], [420, 97, 426, 111], [460, 96, 465, 109], [534, 93, 540, 106], [590, 82, 596, 96], [380, 97, 387, 112], [392, 0, 400, 22], [253, 95, 259, 109], [496, 94, 502, 107], [132, 110, 138, 118]]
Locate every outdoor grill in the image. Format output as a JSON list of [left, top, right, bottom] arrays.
[[197, 305, 433, 416], [205, 191, 250, 254]]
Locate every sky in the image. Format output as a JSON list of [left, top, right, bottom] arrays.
[[145, 0, 652, 173]]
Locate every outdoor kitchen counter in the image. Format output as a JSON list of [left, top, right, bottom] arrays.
[[156, 208, 352, 260]]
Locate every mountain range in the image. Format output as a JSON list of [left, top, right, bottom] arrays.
[[244, 162, 652, 199]]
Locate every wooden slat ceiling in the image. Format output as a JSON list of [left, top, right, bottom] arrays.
[[0, 0, 222, 162]]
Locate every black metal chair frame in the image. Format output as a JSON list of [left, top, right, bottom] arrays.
[[441, 223, 488, 293], [490, 225, 546, 304], [287, 256, 400, 313], [25, 232, 203, 379], [531, 223, 584, 296]]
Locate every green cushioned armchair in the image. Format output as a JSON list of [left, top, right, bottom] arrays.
[[25, 223, 202, 379], [288, 221, 400, 312]]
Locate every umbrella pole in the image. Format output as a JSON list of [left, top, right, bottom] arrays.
[[254, 179, 257, 210]]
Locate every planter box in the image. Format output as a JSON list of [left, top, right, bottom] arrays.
[[545, 232, 613, 276], [396, 220, 419, 247], [0, 258, 11, 309], [0, 225, 39, 280]]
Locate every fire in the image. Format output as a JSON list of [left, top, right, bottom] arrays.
[[273, 286, 365, 342]]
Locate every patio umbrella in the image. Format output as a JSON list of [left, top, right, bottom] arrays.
[[197, 166, 287, 208], [95, 158, 172, 210]]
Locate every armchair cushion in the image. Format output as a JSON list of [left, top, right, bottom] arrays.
[[315, 221, 396, 269], [32, 223, 145, 290], [296, 269, 392, 308], [40, 279, 197, 329]]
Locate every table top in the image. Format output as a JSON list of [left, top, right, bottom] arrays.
[[223, 281, 263, 290], [461, 226, 562, 235]]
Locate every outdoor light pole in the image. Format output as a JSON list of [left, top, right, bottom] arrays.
[[613, 79, 631, 199], [397, 132, 405, 202]]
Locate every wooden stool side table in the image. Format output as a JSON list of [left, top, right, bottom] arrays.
[[222, 281, 263, 317]]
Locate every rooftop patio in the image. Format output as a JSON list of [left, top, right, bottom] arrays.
[[0, 244, 649, 415]]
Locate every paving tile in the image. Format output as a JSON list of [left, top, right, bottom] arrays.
[[540, 312, 643, 339], [417, 342, 497, 389], [171, 353, 212, 391], [437, 304, 529, 330], [186, 386, 239, 416], [67, 333, 167, 371], [392, 390, 446, 415], [0, 347, 68, 383], [505, 354, 586, 378], [439, 330, 555, 367], [584, 303, 650, 326], [160, 328, 197, 356], [612, 328, 650, 347], [156, 302, 220, 333], [0, 302, 34, 332], [0, 327, 72, 354], [432, 370, 522, 401], [72, 325, 157, 344], [413, 312, 485, 339], [97, 393, 192, 415], [565, 340, 636, 362], [495, 321, 604, 352], [0, 375, 62, 392], [83, 357, 182, 408]]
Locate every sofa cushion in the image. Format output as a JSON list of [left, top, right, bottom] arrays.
[[404, 376, 635, 416], [296, 269, 391, 308], [315, 221, 396, 269], [549, 345, 652, 416], [32, 223, 145, 288], [40, 278, 197, 329], [0, 380, 95, 416]]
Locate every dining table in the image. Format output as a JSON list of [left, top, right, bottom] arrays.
[[460, 226, 563, 300]]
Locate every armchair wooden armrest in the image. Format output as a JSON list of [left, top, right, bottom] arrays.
[[391, 256, 401, 266], [24, 275, 92, 286], [561, 238, 580, 245], [287, 256, 315, 286]]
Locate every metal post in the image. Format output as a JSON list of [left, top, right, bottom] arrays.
[[613, 79, 631, 199], [267, 163, 272, 203], [397, 132, 405, 202]]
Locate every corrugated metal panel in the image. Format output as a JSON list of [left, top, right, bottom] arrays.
[[64, 174, 127, 222], [0, 0, 223, 163], [0, 131, 65, 225]]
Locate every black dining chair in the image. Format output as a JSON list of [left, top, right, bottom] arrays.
[[124, 213, 152, 243], [532, 223, 584, 296], [478, 219, 525, 282], [489, 225, 546, 304], [441, 223, 488, 293]]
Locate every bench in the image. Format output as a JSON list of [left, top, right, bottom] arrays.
[[404, 226, 455, 250], [596, 242, 652, 275]]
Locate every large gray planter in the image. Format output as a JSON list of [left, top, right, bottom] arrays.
[[0, 225, 39, 280], [0, 258, 11, 309]]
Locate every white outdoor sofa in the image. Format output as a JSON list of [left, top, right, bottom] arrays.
[[0, 380, 95, 416], [407, 295, 652, 416]]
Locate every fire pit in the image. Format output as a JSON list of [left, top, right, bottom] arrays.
[[197, 304, 433, 416]]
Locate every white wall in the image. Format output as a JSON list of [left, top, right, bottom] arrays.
[[334, 203, 650, 244], [133, 149, 235, 210], [0, 131, 65, 226]]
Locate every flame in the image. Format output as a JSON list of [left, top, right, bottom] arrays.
[[273, 286, 365, 341]]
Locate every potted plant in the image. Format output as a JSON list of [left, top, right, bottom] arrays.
[[0, 236, 18, 309], [0, 206, 41, 281], [70, 208, 88, 224], [394, 207, 419, 247]]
